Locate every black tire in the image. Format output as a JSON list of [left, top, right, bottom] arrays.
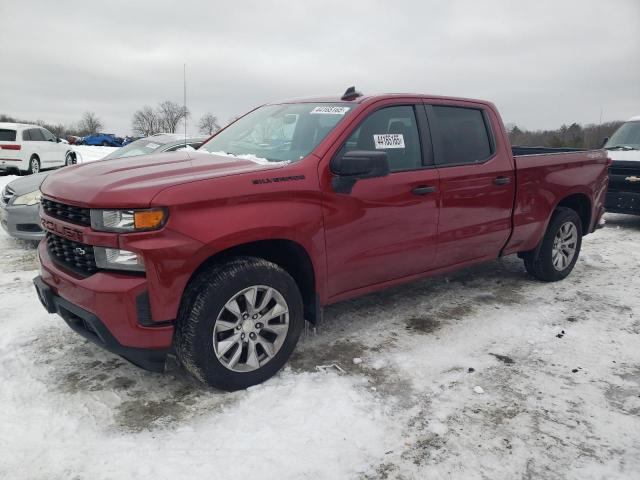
[[523, 207, 582, 282], [174, 256, 304, 391], [27, 155, 40, 174], [101, 140, 109, 146], [65, 152, 76, 166]]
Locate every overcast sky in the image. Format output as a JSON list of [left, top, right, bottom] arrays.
[[1, 0, 639, 135]]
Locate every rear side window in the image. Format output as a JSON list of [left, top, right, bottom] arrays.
[[22, 130, 31, 141], [29, 128, 45, 141], [429, 105, 493, 166], [0, 129, 16, 141], [342, 105, 423, 172]]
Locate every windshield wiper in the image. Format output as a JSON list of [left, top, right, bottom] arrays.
[[605, 145, 639, 151]]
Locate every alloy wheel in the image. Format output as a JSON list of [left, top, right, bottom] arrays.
[[213, 285, 290, 372], [552, 221, 578, 271]]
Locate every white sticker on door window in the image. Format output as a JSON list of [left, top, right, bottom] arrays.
[[373, 134, 405, 149], [310, 106, 350, 115]]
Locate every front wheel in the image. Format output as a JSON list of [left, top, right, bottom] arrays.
[[174, 257, 303, 391], [101, 140, 109, 146], [523, 207, 582, 282], [65, 152, 76, 166]]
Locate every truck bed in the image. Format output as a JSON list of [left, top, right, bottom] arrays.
[[502, 149, 610, 256]]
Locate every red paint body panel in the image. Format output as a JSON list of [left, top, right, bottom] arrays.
[[36, 93, 609, 352]]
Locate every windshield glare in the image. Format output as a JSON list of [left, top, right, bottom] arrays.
[[604, 121, 640, 149], [199, 103, 353, 162]]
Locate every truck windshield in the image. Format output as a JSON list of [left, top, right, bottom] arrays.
[[604, 121, 640, 151], [199, 103, 354, 162]]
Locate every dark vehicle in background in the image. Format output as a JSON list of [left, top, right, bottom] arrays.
[[1, 134, 206, 241], [604, 116, 640, 216], [81, 133, 124, 147]]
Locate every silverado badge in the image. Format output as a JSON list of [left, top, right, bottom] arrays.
[[625, 176, 640, 183]]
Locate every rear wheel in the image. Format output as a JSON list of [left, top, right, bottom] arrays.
[[27, 156, 40, 174], [174, 257, 303, 391], [523, 207, 582, 282], [101, 140, 109, 146]]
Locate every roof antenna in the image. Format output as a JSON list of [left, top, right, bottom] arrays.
[[341, 86, 362, 101]]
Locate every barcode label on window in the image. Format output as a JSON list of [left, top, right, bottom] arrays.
[[310, 106, 350, 115], [373, 134, 405, 149]]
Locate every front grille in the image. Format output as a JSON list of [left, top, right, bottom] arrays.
[[1, 186, 14, 205], [46, 232, 97, 276], [41, 198, 91, 226]]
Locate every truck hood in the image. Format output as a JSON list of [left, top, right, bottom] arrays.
[[40, 151, 286, 207]]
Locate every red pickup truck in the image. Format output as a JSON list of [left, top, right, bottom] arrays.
[[33, 89, 610, 390]]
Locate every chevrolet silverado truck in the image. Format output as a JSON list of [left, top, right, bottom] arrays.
[[33, 88, 610, 390]]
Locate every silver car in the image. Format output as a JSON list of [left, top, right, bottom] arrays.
[[1, 172, 47, 241], [0, 134, 207, 241]]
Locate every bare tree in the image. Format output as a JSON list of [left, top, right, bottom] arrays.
[[198, 113, 220, 135], [157, 100, 189, 133], [131, 106, 160, 136], [77, 111, 103, 136]]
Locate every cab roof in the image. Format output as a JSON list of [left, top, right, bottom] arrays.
[[269, 92, 493, 107]]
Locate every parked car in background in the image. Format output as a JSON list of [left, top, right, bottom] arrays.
[[32, 90, 609, 390], [604, 115, 640, 216], [81, 133, 124, 147], [0, 123, 77, 174], [1, 134, 206, 241], [66, 135, 82, 145], [101, 134, 207, 160], [1, 172, 47, 241]]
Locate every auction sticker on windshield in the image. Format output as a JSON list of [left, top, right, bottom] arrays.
[[310, 106, 350, 115], [374, 134, 405, 149]]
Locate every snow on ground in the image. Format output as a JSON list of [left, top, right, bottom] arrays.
[[71, 145, 119, 163], [0, 207, 639, 479]]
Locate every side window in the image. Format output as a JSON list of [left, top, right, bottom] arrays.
[[429, 105, 493, 166], [22, 130, 31, 141], [343, 106, 422, 172], [29, 128, 45, 141], [41, 128, 56, 141]]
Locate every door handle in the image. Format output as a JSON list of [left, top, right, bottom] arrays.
[[412, 185, 437, 195], [493, 176, 511, 186]]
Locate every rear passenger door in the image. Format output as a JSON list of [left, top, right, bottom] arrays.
[[424, 102, 515, 267], [25, 128, 45, 164]]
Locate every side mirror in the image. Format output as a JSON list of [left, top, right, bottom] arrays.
[[601, 137, 609, 148], [56, 137, 62, 143], [330, 150, 389, 193]]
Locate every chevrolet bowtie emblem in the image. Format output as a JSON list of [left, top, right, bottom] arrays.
[[625, 176, 640, 183], [74, 247, 86, 256]]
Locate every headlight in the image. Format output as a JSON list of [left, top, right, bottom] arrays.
[[90, 208, 167, 233], [94, 247, 145, 272], [13, 190, 42, 206]]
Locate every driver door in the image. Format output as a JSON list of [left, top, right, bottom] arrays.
[[321, 102, 440, 299]]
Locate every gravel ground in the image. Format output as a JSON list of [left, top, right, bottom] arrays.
[[0, 189, 638, 479]]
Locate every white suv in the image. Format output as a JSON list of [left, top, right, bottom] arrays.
[[0, 122, 76, 174]]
